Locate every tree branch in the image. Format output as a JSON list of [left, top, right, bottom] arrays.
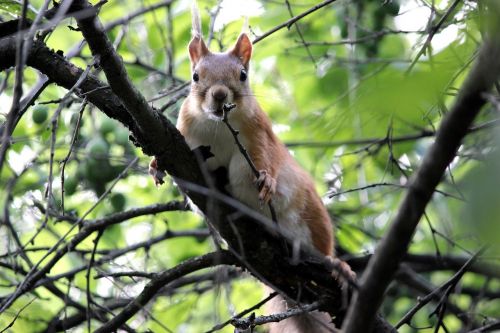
[[252, 0, 338, 44], [0, 10, 395, 331], [93, 251, 237, 333], [342, 3, 500, 332]]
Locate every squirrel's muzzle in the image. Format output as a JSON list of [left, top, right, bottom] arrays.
[[211, 86, 229, 102], [203, 84, 232, 118]]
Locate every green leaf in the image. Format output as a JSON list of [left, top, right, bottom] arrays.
[[0, 0, 37, 20]]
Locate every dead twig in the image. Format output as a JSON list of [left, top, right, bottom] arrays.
[[206, 292, 278, 332], [221, 103, 278, 223]]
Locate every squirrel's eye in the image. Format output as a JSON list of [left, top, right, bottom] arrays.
[[193, 72, 199, 82], [240, 69, 247, 82]]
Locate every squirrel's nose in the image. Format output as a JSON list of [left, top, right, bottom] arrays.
[[212, 89, 228, 102]]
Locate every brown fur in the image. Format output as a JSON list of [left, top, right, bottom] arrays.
[[149, 23, 354, 333]]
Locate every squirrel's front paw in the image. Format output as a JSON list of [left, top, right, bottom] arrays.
[[255, 170, 276, 204], [149, 157, 166, 186]]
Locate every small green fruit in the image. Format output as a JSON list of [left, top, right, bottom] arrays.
[[64, 177, 78, 195], [86, 138, 108, 159], [114, 128, 130, 146], [84, 158, 111, 182], [99, 117, 115, 136], [110, 193, 126, 211], [32, 105, 49, 124]]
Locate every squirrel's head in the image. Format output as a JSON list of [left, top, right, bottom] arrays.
[[188, 33, 253, 120]]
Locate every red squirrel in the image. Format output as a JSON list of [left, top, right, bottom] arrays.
[[149, 5, 353, 332]]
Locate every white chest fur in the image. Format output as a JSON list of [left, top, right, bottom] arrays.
[[182, 114, 257, 201], [183, 114, 241, 171], [181, 112, 313, 248]]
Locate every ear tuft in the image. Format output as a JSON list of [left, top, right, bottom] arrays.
[[188, 36, 209, 65], [230, 33, 253, 68]]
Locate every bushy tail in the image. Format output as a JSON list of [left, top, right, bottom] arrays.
[[191, 1, 202, 38], [267, 294, 336, 333]]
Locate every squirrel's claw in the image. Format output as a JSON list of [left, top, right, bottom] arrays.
[[149, 158, 166, 186], [327, 256, 356, 287], [256, 170, 276, 204]]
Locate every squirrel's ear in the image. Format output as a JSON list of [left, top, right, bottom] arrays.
[[230, 33, 252, 67], [188, 35, 209, 65]]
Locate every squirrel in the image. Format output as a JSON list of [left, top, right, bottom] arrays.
[[149, 4, 354, 332]]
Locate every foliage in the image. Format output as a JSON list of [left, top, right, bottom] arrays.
[[0, 0, 499, 332]]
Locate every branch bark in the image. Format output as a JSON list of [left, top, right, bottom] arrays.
[[342, 3, 500, 332], [0, 16, 345, 316], [0, 5, 397, 330], [70, 0, 205, 192], [94, 251, 237, 333]]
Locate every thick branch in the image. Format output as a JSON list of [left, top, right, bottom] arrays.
[[0, 201, 184, 311], [62, 1, 358, 320], [342, 3, 500, 332], [43, 299, 130, 333], [70, 0, 205, 192], [71, 0, 164, 136], [348, 252, 500, 280], [93, 251, 237, 333], [0, 17, 394, 332]]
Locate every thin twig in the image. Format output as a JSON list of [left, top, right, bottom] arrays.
[[0, 158, 139, 313], [395, 247, 486, 329], [406, 0, 462, 73], [221, 103, 278, 223], [86, 230, 103, 333], [395, 264, 472, 326], [165, 4, 175, 76], [328, 182, 464, 201], [206, 292, 278, 332], [284, 0, 316, 68], [60, 99, 87, 212], [94, 271, 157, 279], [7, 75, 52, 132], [0, 0, 29, 178], [0, 297, 36, 333], [342, 9, 500, 331], [93, 251, 237, 333], [22, 64, 93, 251], [34, 211, 195, 287], [468, 320, 500, 333], [206, 0, 223, 48], [252, 0, 338, 44], [230, 301, 330, 331], [2, 166, 35, 267]]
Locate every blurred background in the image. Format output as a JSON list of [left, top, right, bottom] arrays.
[[0, 0, 499, 332]]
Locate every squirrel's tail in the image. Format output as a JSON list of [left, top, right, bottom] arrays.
[[266, 293, 336, 333], [191, 1, 202, 39]]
